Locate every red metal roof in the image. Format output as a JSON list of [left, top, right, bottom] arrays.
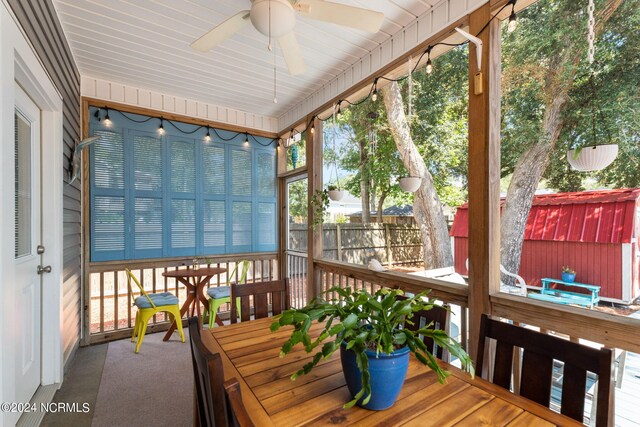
[[450, 189, 640, 244]]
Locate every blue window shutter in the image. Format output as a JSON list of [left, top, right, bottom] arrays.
[[231, 149, 252, 197], [232, 201, 252, 251], [171, 199, 196, 254], [90, 128, 126, 261], [203, 200, 225, 253], [203, 145, 225, 195], [89, 107, 278, 261]]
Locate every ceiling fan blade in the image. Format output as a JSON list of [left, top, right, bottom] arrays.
[[190, 11, 250, 52], [297, 0, 384, 33], [278, 32, 306, 76]]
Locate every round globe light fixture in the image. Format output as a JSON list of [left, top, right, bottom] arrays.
[[250, 0, 296, 38]]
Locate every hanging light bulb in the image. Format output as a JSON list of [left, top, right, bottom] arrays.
[[244, 133, 250, 145], [204, 127, 211, 142], [336, 102, 342, 119], [508, 9, 517, 32], [425, 46, 433, 74], [371, 79, 378, 102], [103, 108, 111, 126], [310, 123, 315, 135], [158, 118, 165, 135]]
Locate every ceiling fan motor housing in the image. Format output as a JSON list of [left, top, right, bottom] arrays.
[[250, 0, 296, 38]]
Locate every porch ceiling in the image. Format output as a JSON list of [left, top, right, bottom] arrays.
[[52, 0, 441, 120]]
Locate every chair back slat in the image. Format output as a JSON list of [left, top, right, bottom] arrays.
[[477, 314, 614, 426], [493, 340, 515, 390], [125, 268, 156, 308], [188, 317, 227, 427], [223, 379, 255, 427], [231, 279, 289, 323], [397, 296, 448, 360], [560, 363, 588, 421], [520, 350, 553, 406]]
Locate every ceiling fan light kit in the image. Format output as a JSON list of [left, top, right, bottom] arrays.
[[251, 0, 296, 38], [190, 0, 384, 76]]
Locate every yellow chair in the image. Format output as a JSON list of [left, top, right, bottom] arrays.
[[207, 260, 250, 328], [125, 269, 185, 353]]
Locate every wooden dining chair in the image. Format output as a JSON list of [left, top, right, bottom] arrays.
[[476, 314, 614, 426], [223, 379, 255, 427], [230, 279, 289, 323], [188, 317, 229, 427], [397, 295, 450, 360]]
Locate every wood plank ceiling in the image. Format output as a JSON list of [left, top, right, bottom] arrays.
[[52, 0, 441, 118]]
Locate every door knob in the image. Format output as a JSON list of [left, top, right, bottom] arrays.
[[37, 265, 52, 274]]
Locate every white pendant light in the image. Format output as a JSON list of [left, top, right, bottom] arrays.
[[566, 144, 618, 171], [399, 177, 421, 193]]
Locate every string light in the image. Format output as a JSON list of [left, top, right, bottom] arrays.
[[158, 118, 165, 135], [310, 123, 315, 134], [204, 127, 211, 142], [336, 101, 342, 119], [371, 78, 379, 102], [244, 133, 250, 145], [103, 108, 111, 126], [425, 46, 433, 74], [507, 0, 517, 33]]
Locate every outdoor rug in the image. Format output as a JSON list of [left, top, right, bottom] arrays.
[[91, 330, 193, 427]]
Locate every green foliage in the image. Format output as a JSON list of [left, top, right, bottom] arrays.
[[287, 178, 308, 221], [309, 189, 329, 229], [501, 0, 639, 190], [271, 287, 474, 408]]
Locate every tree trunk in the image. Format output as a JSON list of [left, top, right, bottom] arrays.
[[382, 81, 453, 268], [376, 190, 388, 223], [359, 138, 371, 223], [500, 0, 622, 280]]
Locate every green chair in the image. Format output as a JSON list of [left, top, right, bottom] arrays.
[[125, 269, 185, 353], [207, 260, 250, 328]]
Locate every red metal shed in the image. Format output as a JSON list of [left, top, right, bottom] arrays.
[[450, 189, 640, 304]]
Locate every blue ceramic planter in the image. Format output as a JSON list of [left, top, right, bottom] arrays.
[[562, 272, 576, 283], [340, 343, 410, 410]]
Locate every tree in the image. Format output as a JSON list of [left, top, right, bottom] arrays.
[[381, 81, 453, 268], [500, 0, 626, 279]]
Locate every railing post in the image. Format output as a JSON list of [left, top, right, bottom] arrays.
[[336, 224, 343, 261], [307, 117, 323, 300]]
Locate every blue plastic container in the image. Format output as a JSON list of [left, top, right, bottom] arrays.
[[340, 343, 410, 410], [562, 272, 576, 283]]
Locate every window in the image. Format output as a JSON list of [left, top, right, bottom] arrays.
[[89, 107, 277, 261]]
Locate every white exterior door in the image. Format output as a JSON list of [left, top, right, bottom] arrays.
[[14, 83, 42, 404]]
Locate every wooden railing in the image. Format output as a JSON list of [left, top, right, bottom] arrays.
[[286, 250, 308, 308], [85, 253, 278, 344], [312, 259, 470, 351]]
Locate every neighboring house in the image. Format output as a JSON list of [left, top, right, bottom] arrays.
[[326, 191, 362, 222], [349, 204, 456, 226], [451, 189, 640, 304]]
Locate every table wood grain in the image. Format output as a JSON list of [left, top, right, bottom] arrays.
[[204, 317, 583, 427]]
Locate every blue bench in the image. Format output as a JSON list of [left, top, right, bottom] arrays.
[[527, 278, 600, 308]]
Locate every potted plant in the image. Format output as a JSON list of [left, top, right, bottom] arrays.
[[270, 287, 473, 410], [562, 266, 576, 283], [327, 184, 345, 201]]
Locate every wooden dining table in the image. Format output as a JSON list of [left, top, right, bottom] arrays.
[[203, 317, 583, 426], [161, 266, 226, 341]]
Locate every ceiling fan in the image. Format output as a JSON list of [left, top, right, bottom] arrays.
[[190, 0, 384, 76]]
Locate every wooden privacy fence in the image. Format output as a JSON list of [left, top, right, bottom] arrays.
[[289, 223, 423, 266], [86, 253, 278, 344]]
